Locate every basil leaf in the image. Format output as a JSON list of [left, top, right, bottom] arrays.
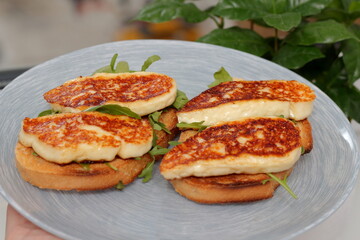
[[115, 61, 130, 73], [110, 53, 118, 72], [172, 90, 189, 110], [177, 121, 208, 131], [104, 162, 118, 171], [141, 55, 161, 71], [197, 27, 270, 57], [266, 173, 298, 199], [138, 160, 155, 183], [149, 145, 170, 157], [263, 12, 301, 31], [38, 109, 59, 117], [208, 67, 232, 88], [168, 141, 181, 146], [84, 104, 141, 119], [148, 111, 171, 134], [115, 181, 125, 190]]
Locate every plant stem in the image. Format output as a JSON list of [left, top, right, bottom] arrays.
[[274, 28, 279, 52], [210, 15, 224, 29]]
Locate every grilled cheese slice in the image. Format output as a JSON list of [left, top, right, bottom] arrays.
[[43, 72, 177, 116], [160, 117, 302, 179], [177, 80, 315, 125], [19, 112, 153, 164]]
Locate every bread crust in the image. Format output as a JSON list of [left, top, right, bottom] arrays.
[[15, 108, 178, 191]]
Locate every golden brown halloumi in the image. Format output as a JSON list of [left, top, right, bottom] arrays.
[[43, 72, 177, 116], [177, 80, 315, 125], [160, 117, 302, 180], [19, 112, 153, 164]]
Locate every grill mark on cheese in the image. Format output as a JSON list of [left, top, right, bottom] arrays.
[[44, 73, 174, 108], [22, 112, 152, 148], [161, 118, 300, 171], [179, 80, 315, 113]]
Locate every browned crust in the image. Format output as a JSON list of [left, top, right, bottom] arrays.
[[179, 80, 315, 113], [15, 109, 178, 191], [170, 169, 292, 204]]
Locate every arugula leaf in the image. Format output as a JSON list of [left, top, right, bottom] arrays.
[[104, 162, 118, 171], [110, 53, 118, 72], [115, 61, 130, 73], [84, 104, 141, 119], [115, 181, 125, 190], [301, 146, 305, 154], [177, 121, 208, 131], [149, 145, 170, 158], [168, 141, 181, 146], [141, 55, 161, 71], [32, 151, 39, 157], [172, 90, 189, 110], [38, 109, 59, 117], [78, 162, 90, 171], [148, 111, 171, 134], [208, 67, 233, 88], [264, 173, 298, 199], [138, 160, 155, 183]]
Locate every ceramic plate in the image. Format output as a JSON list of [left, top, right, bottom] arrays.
[[0, 40, 359, 240]]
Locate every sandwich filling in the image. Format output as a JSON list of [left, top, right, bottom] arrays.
[[177, 80, 315, 125], [19, 112, 153, 164], [44, 72, 177, 116], [160, 118, 302, 179]]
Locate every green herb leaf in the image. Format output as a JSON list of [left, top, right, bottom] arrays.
[[290, 0, 332, 16], [115, 181, 125, 190], [266, 173, 298, 199], [78, 162, 90, 171], [263, 12, 301, 31], [177, 121, 208, 131], [208, 67, 232, 88], [168, 141, 181, 146], [342, 38, 360, 85], [104, 162, 118, 171], [272, 44, 325, 69], [138, 160, 155, 183], [286, 20, 358, 45], [149, 145, 170, 157], [151, 129, 158, 147], [93, 65, 113, 75], [141, 55, 161, 71], [301, 146, 305, 154], [172, 90, 189, 110], [197, 27, 271, 57], [84, 104, 141, 119], [148, 111, 171, 134], [115, 61, 130, 73], [38, 109, 58, 117], [32, 151, 39, 157], [110, 53, 118, 72]]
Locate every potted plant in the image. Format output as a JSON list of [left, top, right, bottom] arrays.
[[135, 0, 360, 122]]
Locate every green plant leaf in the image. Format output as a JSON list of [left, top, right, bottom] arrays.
[[349, 1, 360, 13], [110, 53, 118, 72], [38, 109, 59, 117], [104, 162, 118, 171], [115, 61, 130, 73], [172, 90, 189, 110], [148, 111, 171, 134], [115, 181, 125, 190], [141, 55, 161, 71], [93, 65, 113, 75], [84, 104, 141, 119], [138, 160, 155, 183], [197, 27, 270, 56], [212, 0, 269, 20], [266, 173, 298, 199], [177, 121, 208, 131], [149, 145, 170, 157], [168, 141, 181, 146], [273, 44, 325, 69], [179, 2, 209, 23], [342, 39, 360, 85], [286, 20, 358, 45], [290, 0, 332, 16], [208, 67, 232, 88], [263, 12, 301, 31]]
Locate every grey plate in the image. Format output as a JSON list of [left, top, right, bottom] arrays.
[[0, 40, 359, 240]]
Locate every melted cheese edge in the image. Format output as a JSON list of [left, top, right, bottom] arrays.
[[18, 122, 153, 164], [177, 100, 313, 126], [161, 147, 301, 179]]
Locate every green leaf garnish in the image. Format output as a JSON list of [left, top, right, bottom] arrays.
[[265, 173, 298, 199], [141, 55, 161, 71], [168, 141, 181, 146], [138, 160, 155, 183], [84, 104, 141, 119], [301, 146, 305, 154], [134, 157, 142, 160], [148, 111, 171, 134], [208, 67, 232, 88], [104, 162, 118, 171], [32, 151, 39, 157], [115, 181, 125, 190], [78, 162, 90, 171], [149, 145, 170, 158], [278, 115, 285, 118], [172, 90, 189, 110], [38, 109, 59, 117], [115, 61, 130, 73], [176, 121, 208, 131], [110, 53, 118, 72]]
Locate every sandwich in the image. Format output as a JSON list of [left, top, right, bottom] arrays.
[[160, 78, 316, 203], [15, 70, 180, 191]]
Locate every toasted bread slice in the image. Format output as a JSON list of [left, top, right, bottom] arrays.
[[43, 72, 177, 116], [19, 112, 153, 164], [170, 168, 292, 204], [15, 109, 178, 191], [161, 117, 302, 179], [177, 80, 315, 125]]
